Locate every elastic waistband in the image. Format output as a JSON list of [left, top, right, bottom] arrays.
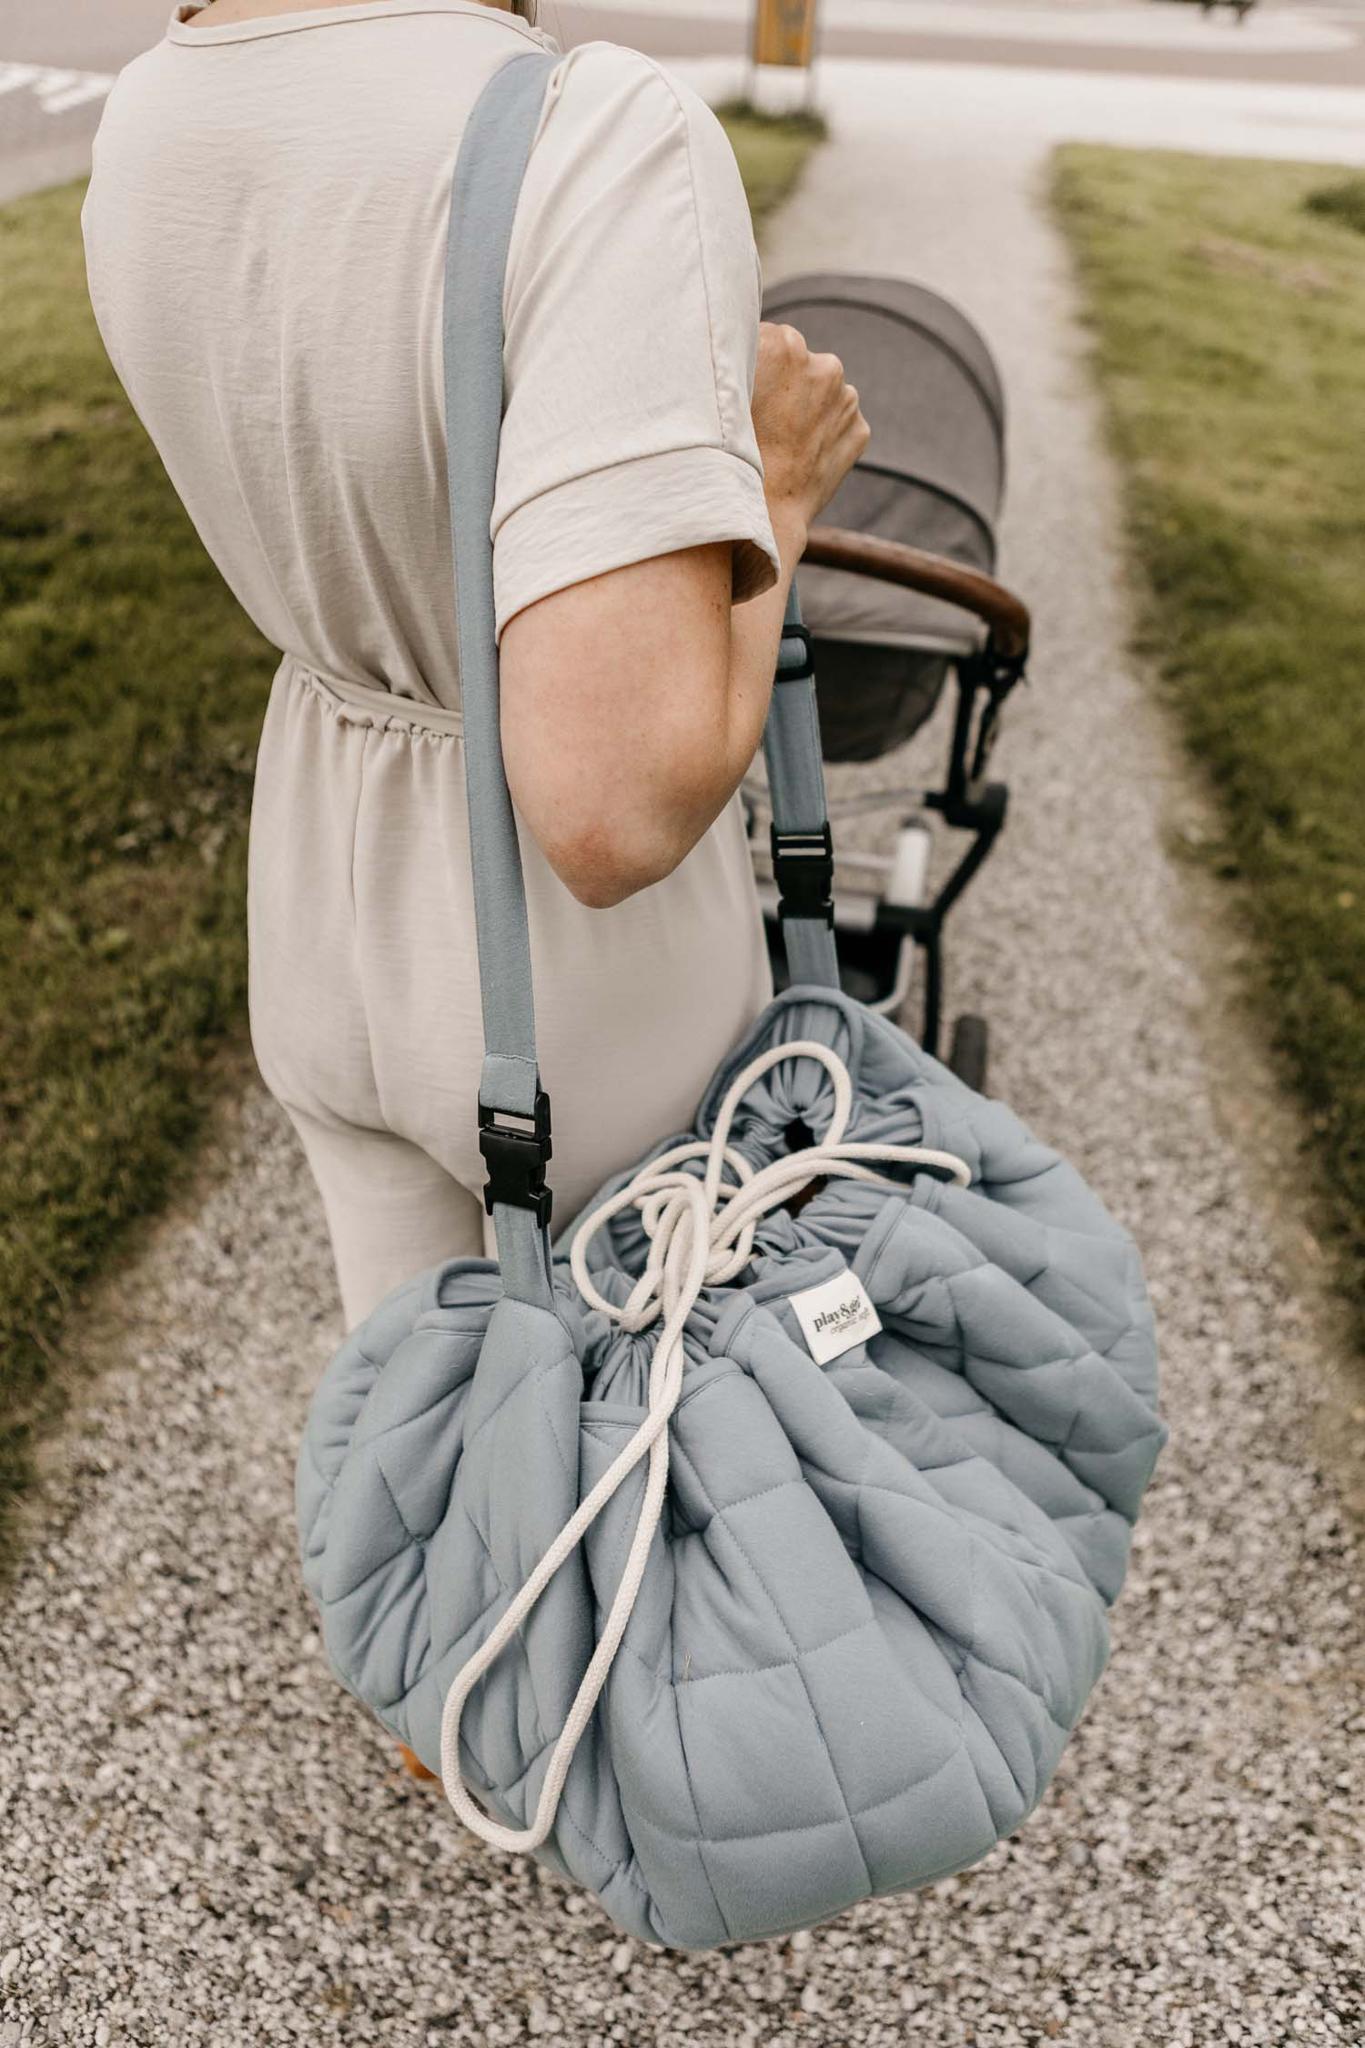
[[283, 654, 465, 739]]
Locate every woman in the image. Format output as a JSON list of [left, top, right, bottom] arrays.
[[81, 0, 867, 1330]]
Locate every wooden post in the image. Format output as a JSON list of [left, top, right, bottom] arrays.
[[750, 0, 819, 111], [752, 0, 818, 67]]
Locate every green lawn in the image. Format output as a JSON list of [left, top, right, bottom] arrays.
[[1053, 148, 1365, 1337], [0, 179, 273, 1561], [716, 101, 826, 230], [0, 107, 823, 1567]]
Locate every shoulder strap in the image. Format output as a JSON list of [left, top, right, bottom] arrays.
[[445, 51, 560, 1304], [764, 618, 841, 989], [443, 50, 837, 1302]]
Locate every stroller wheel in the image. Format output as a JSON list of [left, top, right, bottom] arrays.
[[949, 1014, 989, 1093]]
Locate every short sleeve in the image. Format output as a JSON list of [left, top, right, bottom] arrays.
[[491, 43, 780, 640]]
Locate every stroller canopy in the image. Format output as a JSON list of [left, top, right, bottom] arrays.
[[763, 273, 1007, 656]]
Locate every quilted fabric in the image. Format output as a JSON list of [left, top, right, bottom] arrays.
[[297, 989, 1164, 1948]]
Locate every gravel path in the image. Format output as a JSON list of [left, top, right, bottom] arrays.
[[3, 59, 1362, 2048]]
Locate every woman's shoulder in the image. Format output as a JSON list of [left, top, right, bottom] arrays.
[[533, 40, 745, 212], [542, 40, 730, 152]]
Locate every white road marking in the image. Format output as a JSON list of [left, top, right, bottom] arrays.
[[0, 61, 114, 116]]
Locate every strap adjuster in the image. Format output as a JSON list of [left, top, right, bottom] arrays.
[[478, 1089, 553, 1226], [775, 623, 814, 683], [771, 822, 834, 928]]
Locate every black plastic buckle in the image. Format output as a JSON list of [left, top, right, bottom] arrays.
[[775, 623, 814, 683], [771, 822, 835, 927], [478, 1089, 553, 1227]]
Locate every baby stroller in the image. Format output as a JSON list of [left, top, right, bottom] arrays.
[[748, 273, 1030, 1092]]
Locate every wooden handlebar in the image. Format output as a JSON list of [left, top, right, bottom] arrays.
[[803, 525, 1031, 663]]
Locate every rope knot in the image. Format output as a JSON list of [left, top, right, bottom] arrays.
[[439, 1039, 972, 1855]]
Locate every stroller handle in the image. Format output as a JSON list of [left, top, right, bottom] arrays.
[[804, 526, 1031, 665]]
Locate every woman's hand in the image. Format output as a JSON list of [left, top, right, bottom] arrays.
[[750, 321, 870, 530]]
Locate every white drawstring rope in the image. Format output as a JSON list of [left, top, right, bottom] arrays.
[[439, 1038, 972, 1852]]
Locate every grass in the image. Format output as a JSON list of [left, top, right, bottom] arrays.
[[0, 179, 275, 1563], [1053, 146, 1365, 1340], [1303, 175, 1365, 240], [718, 101, 827, 229], [0, 110, 826, 1566]]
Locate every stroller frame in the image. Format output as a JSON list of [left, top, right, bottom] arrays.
[[752, 523, 1030, 1088]]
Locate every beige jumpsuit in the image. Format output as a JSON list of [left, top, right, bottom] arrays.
[[82, 1, 781, 1326]]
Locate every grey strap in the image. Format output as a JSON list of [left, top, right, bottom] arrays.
[[444, 51, 559, 1301], [443, 52, 839, 1293], [765, 591, 841, 988]]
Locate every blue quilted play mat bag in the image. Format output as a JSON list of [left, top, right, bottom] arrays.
[[296, 52, 1165, 1950]]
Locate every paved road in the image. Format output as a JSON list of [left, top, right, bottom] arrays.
[[0, 0, 164, 202], [5, 0, 1365, 201], [1, 47, 1360, 2048], [569, 0, 1365, 85]]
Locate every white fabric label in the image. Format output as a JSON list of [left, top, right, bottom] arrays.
[[789, 1269, 883, 1364]]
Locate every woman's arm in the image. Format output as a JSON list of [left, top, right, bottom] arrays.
[[500, 325, 867, 909]]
